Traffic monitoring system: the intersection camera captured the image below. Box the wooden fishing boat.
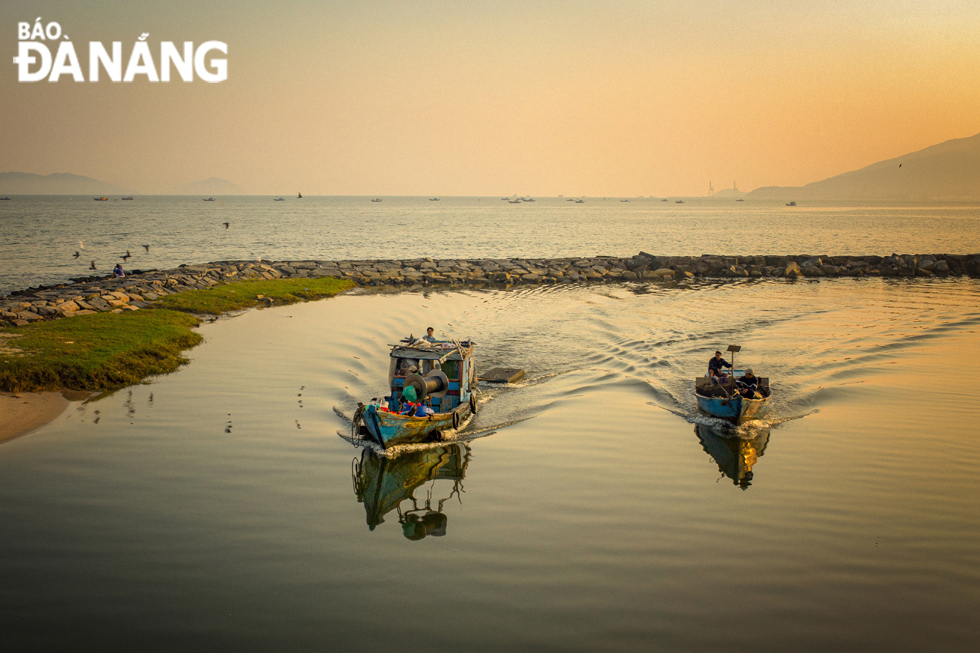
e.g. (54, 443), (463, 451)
(694, 346), (771, 424)
(93, 196), (108, 201)
(352, 337), (477, 449)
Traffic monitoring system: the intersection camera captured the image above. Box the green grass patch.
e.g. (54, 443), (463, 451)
(0, 277), (355, 392)
(0, 309), (202, 392)
(154, 277), (354, 314)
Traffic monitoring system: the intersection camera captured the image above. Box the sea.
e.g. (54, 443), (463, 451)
(1, 196), (979, 651)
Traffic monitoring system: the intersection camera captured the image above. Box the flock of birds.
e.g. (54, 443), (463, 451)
(74, 222), (231, 271)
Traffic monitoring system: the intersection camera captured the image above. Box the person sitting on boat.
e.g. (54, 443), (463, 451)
(424, 327), (437, 343)
(736, 369), (768, 398)
(708, 351), (731, 382)
(400, 385), (421, 415)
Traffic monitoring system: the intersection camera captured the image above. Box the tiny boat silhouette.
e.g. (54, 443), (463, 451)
(93, 197), (108, 201)
(786, 201), (797, 206)
(371, 198), (382, 202)
(274, 196), (285, 201)
(429, 197), (440, 201)
(121, 196), (134, 200)
(675, 200), (685, 203)
(202, 197), (215, 201)
(297, 192), (302, 198)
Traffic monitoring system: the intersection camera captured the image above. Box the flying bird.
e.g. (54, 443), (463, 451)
(73, 251), (80, 259)
(122, 250), (131, 261)
(899, 164), (902, 168)
(142, 244), (150, 252)
(90, 261), (97, 270)
(223, 222), (230, 229)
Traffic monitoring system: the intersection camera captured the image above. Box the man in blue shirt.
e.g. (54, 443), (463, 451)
(708, 350), (732, 380)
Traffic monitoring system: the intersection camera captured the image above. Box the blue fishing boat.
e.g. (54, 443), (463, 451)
(694, 346), (771, 424)
(352, 337), (477, 449)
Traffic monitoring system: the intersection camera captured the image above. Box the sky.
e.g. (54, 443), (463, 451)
(2, 0), (979, 195)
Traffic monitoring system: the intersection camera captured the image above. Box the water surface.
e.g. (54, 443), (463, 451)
(1, 278), (978, 650)
(2, 195), (980, 294)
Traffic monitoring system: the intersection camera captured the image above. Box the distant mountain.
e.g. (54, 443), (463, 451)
(169, 177), (246, 196)
(0, 172), (132, 195)
(711, 188), (746, 199)
(748, 132), (980, 200)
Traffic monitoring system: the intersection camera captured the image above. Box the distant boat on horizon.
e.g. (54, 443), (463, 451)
(94, 197), (108, 201)
(429, 197), (440, 201)
(121, 196), (134, 200)
(298, 192), (303, 198)
(202, 197), (215, 201)
(675, 200), (685, 204)
(0, 197), (11, 200)
(371, 198), (382, 202)
(786, 201), (797, 206)
(274, 196), (285, 201)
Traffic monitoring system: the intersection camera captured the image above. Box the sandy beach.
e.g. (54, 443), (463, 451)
(0, 391), (71, 444)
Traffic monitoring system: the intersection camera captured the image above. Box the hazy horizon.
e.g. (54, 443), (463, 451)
(3, 0), (979, 196)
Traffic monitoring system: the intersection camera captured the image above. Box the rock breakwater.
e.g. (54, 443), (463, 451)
(3, 253), (979, 327)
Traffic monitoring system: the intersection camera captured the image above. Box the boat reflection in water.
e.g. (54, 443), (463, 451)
(352, 443), (471, 540)
(695, 424), (770, 489)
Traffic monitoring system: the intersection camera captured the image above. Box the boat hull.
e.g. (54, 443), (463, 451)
(696, 393), (769, 424)
(360, 404), (471, 449)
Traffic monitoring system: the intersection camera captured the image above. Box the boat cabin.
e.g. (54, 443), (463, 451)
(386, 339), (476, 413)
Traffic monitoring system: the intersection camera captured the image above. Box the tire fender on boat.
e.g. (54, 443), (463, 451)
(469, 394), (478, 415)
(452, 410), (461, 430)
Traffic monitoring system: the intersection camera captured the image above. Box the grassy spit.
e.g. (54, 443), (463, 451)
(0, 277), (353, 392)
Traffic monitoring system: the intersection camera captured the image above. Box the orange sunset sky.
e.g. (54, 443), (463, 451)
(2, 0), (979, 196)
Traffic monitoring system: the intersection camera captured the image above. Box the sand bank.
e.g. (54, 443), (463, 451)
(0, 391), (75, 443)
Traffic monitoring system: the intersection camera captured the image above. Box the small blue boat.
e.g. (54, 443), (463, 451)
(353, 337), (477, 449)
(695, 346), (771, 424)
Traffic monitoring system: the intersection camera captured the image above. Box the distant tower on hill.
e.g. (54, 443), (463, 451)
(708, 181), (714, 196)
(733, 181), (738, 191)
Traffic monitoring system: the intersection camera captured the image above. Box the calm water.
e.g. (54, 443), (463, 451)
(1, 276), (979, 650)
(2, 195), (980, 295)
(1, 197), (980, 649)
